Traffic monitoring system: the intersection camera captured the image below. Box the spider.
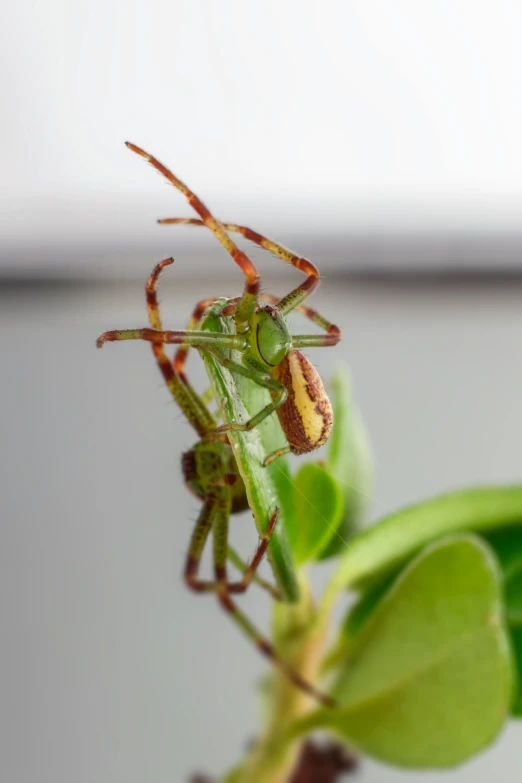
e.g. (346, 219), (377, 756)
(98, 255), (335, 707)
(97, 143), (341, 465)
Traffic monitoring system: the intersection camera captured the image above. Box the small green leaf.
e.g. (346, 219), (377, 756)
(320, 365), (372, 559)
(331, 484), (522, 592)
(296, 536), (513, 768)
(285, 462), (344, 564)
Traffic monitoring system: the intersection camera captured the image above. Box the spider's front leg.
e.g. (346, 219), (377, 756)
(96, 327), (245, 351)
(126, 142), (261, 333)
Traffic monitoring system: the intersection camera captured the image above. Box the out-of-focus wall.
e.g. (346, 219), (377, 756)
(2, 0), (522, 277)
(2, 277), (522, 783)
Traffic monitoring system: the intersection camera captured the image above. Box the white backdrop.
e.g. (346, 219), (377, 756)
(3, 0), (522, 275)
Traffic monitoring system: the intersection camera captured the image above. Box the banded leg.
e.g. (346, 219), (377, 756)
(211, 502), (336, 708)
(96, 327), (245, 351)
(126, 142), (259, 332)
(184, 499), (216, 592)
(173, 296), (219, 382)
(203, 348), (288, 435)
(158, 217), (320, 315)
(144, 258), (215, 436)
(225, 510), (280, 597)
(227, 546), (281, 600)
(185, 502), (279, 596)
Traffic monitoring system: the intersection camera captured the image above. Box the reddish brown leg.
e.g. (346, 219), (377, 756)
(226, 509), (280, 596)
(158, 217), (320, 315)
(126, 143), (260, 331)
(185, 505), (279, 596)
(144, 258), (215, 437)
(227, 546), (281, 601)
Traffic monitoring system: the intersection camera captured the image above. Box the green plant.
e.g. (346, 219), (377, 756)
(97, 145), (521, 782)
(203, 363), (521, 782)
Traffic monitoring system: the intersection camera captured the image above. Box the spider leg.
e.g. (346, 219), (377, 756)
(203, 348), (288, 435)
(172, 295), (234, 387)
(96, 327), (244, 351)
(208, 501), (336, 708)
(184, 498), (218, 592)
(126, 143), (259, 332)
(144, 258), (215, 436)
(186, 497), (280, 596)
(225, 510), (280, 597)
(158, 217), (320, 315)
(173, 297), (219, 382)
(227, 545), (281, 600)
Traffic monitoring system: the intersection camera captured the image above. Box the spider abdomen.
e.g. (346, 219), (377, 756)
(272, 350), (333, 455)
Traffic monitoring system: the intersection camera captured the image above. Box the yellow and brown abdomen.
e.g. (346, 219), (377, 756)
(272, 350), (333, 455)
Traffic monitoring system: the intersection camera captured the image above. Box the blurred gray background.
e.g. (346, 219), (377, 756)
(2, 1), (522, 781)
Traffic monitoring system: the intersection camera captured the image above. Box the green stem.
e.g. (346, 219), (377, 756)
(219, 576), (330, 783)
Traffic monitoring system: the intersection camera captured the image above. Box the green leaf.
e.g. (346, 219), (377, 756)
(485, 528), (522, 624)
(284, 462), (344, 565)
(321, 577), (395, 674)
(320, 365), (373, 559)
(201, 305), (299, 601)
(483, 528), (522, 715)
(341, 577), (394, 644)
(296, 535), (513, 768)
(331, 484), (522, 592)
(506, 570), (522, 625)
(509, 627), (522, 716)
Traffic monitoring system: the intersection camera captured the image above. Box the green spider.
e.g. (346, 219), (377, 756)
(97, 143), (341, 464)
(98, 255), (335, 707)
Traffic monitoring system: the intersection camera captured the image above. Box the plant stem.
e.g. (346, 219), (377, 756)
(220, 576), (330, 783)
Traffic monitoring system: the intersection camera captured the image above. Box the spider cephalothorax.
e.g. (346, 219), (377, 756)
(246, 304), (292, 368)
